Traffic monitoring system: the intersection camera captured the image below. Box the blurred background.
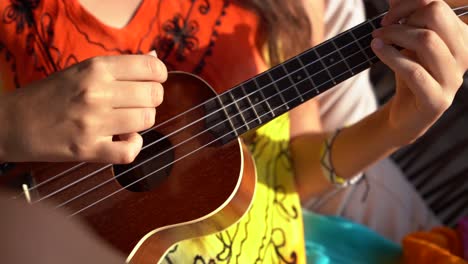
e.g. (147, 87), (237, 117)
(364, 0), (468, 227)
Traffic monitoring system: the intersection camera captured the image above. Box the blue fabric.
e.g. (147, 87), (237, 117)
(303, 210), (403, 264)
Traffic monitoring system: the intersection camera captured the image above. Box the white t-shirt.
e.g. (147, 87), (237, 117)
(304, 0), (441, 242)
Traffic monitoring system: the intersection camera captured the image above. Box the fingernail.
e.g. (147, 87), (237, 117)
(147, 50), (157, 57)
(372, 38), (384, 50)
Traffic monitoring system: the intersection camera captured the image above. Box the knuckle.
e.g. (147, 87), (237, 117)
(143, 108), (156, 128)
(77, 83), (102, 106)
(150, 82), (164, 106)
(453, 74), (464, 89)
(145, 56), (161, 76)
(118, 150), (137, 164)
(407, 66), (426, 84)
(81, 57), (106, 75)
(463, 56), (468, 71)
(425, 2), (447, 27)
(158, 61), (168, 82)
(417, 30), (439, 49)
(144, 56), (168, 82)
(68, 140), (90, 160)
(428, 94), (452, 115)
(437, 95), (452, 112)
(72, 115), (95, 136)
(428, 1), (447, 13)
(418, 0), (432, 7)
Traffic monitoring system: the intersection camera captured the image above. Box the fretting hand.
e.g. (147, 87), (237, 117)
(371, 0), (468, 146)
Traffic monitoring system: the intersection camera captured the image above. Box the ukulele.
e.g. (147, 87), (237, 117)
(1, 3), (467, 263)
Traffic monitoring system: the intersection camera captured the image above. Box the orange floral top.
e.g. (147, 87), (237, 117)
(0, 0), (306, 263)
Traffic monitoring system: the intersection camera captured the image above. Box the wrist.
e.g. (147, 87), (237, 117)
(330, 106), (402, 179)
(380, 103), (419, 148)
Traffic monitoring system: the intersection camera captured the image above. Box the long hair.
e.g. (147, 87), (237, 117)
(241, 1), (312, 66)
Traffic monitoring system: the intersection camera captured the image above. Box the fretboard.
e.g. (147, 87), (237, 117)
(205, 14), (383, 144)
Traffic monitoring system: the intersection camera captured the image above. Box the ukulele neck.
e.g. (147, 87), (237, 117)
(204, 15), (384, 144)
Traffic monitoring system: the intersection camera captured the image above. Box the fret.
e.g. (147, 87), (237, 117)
(353, 20), (374, 38)
(331, 38), (354, 75)
(264, 66), (289, 116)
(316, 42), (340, 68)
(268, 66), (291, 114)
(365, 22), (380, 65)
(305, 60), (333, 91)
(203, 96), (237, 144)
(239, 85), (262, 125)
(297, 56), (320, 98)
(279, 72), (303, 107)
(256, 72), (273, 88)
(284, 57), (308, 84)
(298, 49), (326, 95)
(318, 41), (353, 83)
(228, 90), (250, 130)
(299, 48), (319, 66)
(230, 85), (261, 128)
(266, 71), (289, 111)
(313, 48), (337, 86)
(364, 47), (379, 64)
(334, 32), (367, 71)
(349, 30), (373, 67)
(358, 20), (380, 64)
(282, 58), (304, 102)
(242, 79), (271, 123)
(368, 18), (379, 30)
(225, 89), (257, 134)
(243, 80), (272, 123)
(295, 78), (317, 101)
(215, 95), (238, 136)
(256, 87), (275, 118)
(252, 72), (277, 121)
(358, 34), (373, 52)
(370, 15), (383, 30)
(218, 93), (247, 135)
(334, 32), (359, 55)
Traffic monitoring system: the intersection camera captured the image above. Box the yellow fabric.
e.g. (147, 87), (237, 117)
(162, 114), (307, 263)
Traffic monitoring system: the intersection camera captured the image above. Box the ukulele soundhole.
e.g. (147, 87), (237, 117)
(113, 130), (174, 192)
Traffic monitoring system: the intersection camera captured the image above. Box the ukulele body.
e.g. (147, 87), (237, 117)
(0, 72), (257, 263)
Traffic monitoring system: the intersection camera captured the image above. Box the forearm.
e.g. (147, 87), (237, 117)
(292, 104), (402, 202)
(331, 104), (401, 180)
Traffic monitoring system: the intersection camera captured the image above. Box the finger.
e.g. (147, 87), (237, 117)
(147, 50), (157, 57)
(96, 133), (143, 164)
(101, 55), (168, 82)
(371, 38), (445, 112)
(389, 0), (402, 7)
(373, 25), (458, 88)
(382, 0), (436, 26)
(110, 81), (164, 108)
(405, 1), (466, 64)
(102, 108), (156, 135)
